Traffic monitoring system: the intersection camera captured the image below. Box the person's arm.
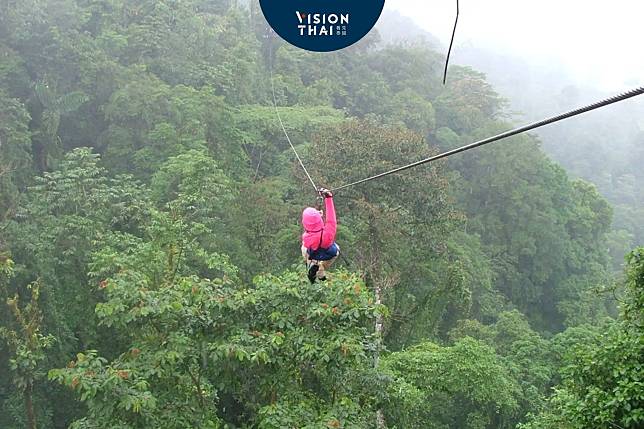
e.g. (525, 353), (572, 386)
(321, 190), (336, 247)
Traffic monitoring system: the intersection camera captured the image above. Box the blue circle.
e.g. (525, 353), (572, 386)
(260, 0), (386, 52)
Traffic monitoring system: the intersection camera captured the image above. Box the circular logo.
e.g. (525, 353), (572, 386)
(260, 0), (386, 52)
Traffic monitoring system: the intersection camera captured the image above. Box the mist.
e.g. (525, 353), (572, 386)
(385, 0), (644, 91)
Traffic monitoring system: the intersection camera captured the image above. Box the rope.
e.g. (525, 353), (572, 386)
(442, 0), (459, 85)
(268, 37), (319, 193)
(331, 86), (644, 192)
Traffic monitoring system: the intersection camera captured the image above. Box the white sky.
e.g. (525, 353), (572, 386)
(385, 0), (644, 90)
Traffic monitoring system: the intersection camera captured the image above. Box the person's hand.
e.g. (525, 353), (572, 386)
(318, 188), (333, 198)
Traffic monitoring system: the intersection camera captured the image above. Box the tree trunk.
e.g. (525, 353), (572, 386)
(376, 410), (386, 428)
(374, 278), (384, 368)
(25, 380), (36, 429)
(374, 277), (386, 429)
(366, 215), (388, 428)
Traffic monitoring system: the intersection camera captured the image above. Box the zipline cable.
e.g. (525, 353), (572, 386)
(331, 85), (644, 192)
(442, 0), (459, 85)
(268, 36), (319, 193)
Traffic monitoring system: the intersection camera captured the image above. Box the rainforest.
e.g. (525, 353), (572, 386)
(0, 1), (642, 428)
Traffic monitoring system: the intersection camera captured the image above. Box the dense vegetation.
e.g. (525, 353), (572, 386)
(454, 38), (644, 271)
(0, 1), (641, 428)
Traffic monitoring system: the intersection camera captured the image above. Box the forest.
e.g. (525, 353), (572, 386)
(0, 1), (642, 428)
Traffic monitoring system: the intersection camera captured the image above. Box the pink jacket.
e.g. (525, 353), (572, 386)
(301, 197), (337, 250)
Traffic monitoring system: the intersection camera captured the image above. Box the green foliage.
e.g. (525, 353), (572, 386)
(530, 91), (644, 271)
(49, 206), (381, 428)
(32, 81), (89, 169)
(450, 123), (613, 330)
(234, 104), (344, 181)
(623, 248), (644, 326)
(102, 77), (240, 178)
(0, 1), (632, 427)
(0, 90), (31, 222)
(387, 88), (437, 138)
(523, 248), (644, 428)
(434, 66), (505, 134)
(382, 337), (520, 428)
(6, 148), (150, 354)
(0, 257), (55, 429)
(449, 311), (562, 425)
(555, 249), (644, 428)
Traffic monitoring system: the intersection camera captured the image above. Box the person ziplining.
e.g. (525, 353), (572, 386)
(301, 188), (339, 283)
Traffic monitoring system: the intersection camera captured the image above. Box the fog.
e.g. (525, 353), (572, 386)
(385, 0), (643, 90)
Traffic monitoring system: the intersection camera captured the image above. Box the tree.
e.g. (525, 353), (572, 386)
(32, 81), (88, 170)
(448, 121), (613, 330)
(0, 1), (636, 427)
(49, 206), (381, 428)
(382, 337), (521, 429)
(522, 248), (644, 429)
(0, 90), (32, 223)
(434, 66), (505, 134)
(307, 119), (464, 348)
(5, 148), (150, 357)
(0, 257), (55, 429)
(449, 311), (561, 425)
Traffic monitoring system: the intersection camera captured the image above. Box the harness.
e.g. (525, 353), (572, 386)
(316, 229), (324, 249)
(305, 229), (325, 252)
(307, 228), (338, 261)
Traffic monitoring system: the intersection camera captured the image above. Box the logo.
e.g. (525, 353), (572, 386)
(260, 0), (385, 52)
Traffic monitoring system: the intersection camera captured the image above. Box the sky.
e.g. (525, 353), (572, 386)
(384, 0), (644, 90)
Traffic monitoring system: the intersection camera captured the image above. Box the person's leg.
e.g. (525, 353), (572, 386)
(320, 257), (336, 271)
(317, 245), (340, 280)
(318, 256), (338, 279)
(303, 246), (320, 283)
(308, 262), (319, 283)
(317, 263), (326, 279)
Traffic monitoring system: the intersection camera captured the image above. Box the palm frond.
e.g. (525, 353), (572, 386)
(33, 81), (55, 108)
(57, 91), (89, 114)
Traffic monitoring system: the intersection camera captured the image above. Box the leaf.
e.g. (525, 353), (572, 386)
(57, 91), (89, 114)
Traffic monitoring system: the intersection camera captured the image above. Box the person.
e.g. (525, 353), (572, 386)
(301, 188), (339, 283)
